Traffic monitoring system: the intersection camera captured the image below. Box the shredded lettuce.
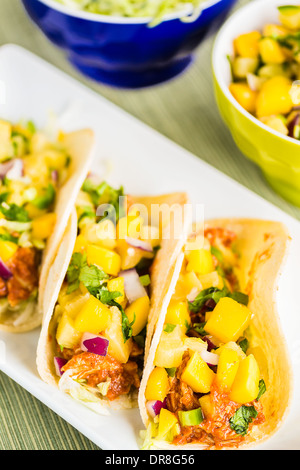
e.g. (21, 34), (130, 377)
(55, 0), (206, 26)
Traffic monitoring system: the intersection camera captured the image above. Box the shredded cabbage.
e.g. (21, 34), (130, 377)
(55, 0), (207, 26)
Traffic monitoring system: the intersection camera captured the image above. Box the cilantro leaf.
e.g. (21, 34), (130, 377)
(164, 323), (176, 333)
(229, 405), (258, 436)
(188, 286), (249, 314)
(32, 184), (56, 210)
(257, 379), (266, 401)
(0, 203), (31, 222)
(0, 233), (18, 243)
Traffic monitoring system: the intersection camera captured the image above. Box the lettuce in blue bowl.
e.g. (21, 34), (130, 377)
(21, 0), (237, 88)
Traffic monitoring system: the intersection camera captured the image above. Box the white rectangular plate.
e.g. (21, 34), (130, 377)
(0, 44), (299, 450)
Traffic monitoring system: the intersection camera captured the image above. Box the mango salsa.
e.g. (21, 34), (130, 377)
(0, 239), (18, 262)
(32, 212), (56, 240)
(229, 8), (300, 139)
(86, 243), (121, 276)
(205, 297), (251, 343)
(186, 248), (214, 275)
(230, 354), (260, 404)
(74, 295), (111, 334)
(145, 367), (169, 402)
(165, 301), (190, 333)
(181, 351), (215, 394)
(216, 347), (240, 391)
(125, 295), (150, 336)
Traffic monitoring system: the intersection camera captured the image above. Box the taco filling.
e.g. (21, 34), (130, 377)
(51, 178), (162, 406)
(142, 226), (267, 449)
(0, 119), (71, 327)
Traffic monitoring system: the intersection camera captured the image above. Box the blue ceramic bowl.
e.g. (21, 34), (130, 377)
(21, 0), (237, 88)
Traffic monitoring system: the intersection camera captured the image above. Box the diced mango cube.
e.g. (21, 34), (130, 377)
(56, 313), (82, 349)
(157, 409), (179, 440)
(198, 271), (223, 290)
(229, 83), (258, 113)
(140, 224), (160, 247)
(32, 212), (56, 240)
(103, 306), (132, 363)
(73, 234), (88, 254)
(258, 38), (286, 64)
(199, 394), (214, 419)
(186, 249), (214, 275)
(229, 354), (260, 404)
(181, 351), (215, 394)
(165, 301), (191, 333)
(216, 347), (240, 391)
(0, 239), (18, 262)
(63, 292), (90, 319)
(86, 243), (121, 276)
(256, 76), (293, 118)
(154, 325), (185, 369)
(125, 295), (150, 336)
(74, 295), (111, 334)
(205, 297), (251, 343)
(107, 276), (126, 307)
(145, 367), (170, 402)
(216, 341), (246, 360)
(233, 31), (262, 58)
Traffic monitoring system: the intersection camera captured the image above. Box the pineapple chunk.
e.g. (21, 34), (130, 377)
(56, 313), (82, 349)
(186, 249), (214, 274)
(165, 300), (191, 333)
(63, 292), (90, 319)
(125, 295), (150, 336)
(86, 243), (121, 276)
(278, 5), (300, 30)
(198, 271), (224, 290)
(205, 297), (251, 343)
(184, 337), (207, 355)
(229, 354), (260, 404)
(216, 341), (246, 360)
(154, 325), (185, 369)
(81, 219), (117, 250)
(116, 239), (144, 270)
(181, 351), (215, 394)
(199, 394), (214, 419)
(182, 271), (202, 296)
(0, 240), (18, 262)
(103, 306), (132, 363)
(216, 347), (240, 391)
(157, 409), (179, 440)
(74, 295), (111, 334)
(145, 367), (170, 402)
(107, 276), (126, 308)
(32, 213), (56, 240)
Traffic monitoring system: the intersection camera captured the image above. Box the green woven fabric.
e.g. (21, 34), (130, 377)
(0, 0), (299, 450)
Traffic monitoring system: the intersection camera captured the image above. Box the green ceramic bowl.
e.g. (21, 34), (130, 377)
(212, 0), (300, 207)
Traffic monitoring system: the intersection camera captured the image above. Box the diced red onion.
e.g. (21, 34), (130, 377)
(54, 356), (67, 377)
(288, 113), (300, 138)
(119, 268), (147, 304)
(125, 236), (153, 253)
(51, 170), (58, 183)
(80, 332), (109, 356)
(200, 349), (219, 366)
(0, 257), (13, 280)
(203, 336), (217, 352)
(146, 399), (167, 418)
(0, 159), (24, 180)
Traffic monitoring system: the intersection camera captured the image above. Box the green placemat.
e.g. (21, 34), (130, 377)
(0, 0), (299, 451)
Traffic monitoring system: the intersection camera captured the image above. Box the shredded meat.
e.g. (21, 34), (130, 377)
(166, 352), (200, 413)
(62, 352), (140, 401)
(6, 247), (40, 306)
(204, 227), (237, 248)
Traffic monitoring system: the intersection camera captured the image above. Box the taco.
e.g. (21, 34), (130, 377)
(0, 119), (94, 332)
(36, 177), (190, 412)
(139, 219), (293, 450)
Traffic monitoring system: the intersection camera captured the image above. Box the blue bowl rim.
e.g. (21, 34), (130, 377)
(33, 0), (225, 24)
